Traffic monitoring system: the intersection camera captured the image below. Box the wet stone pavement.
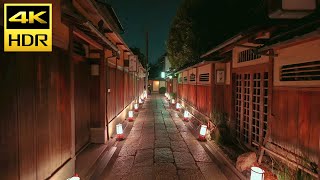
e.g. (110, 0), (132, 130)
(101, 95), (229, 180)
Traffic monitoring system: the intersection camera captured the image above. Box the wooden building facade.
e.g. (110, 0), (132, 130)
(0, 0), (145, 179)
(175, 23), (320, 174)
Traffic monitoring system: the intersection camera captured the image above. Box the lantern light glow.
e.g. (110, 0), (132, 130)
(128, 111), (134, 122)
(161, 72), (165, 78)
(183, 110), (189, 121)
(176, 103), (181, 110)
(171, 99), (175, 104)
(250, 167), (264, 180)
(198, 125), (207, 141)
(134, 103), (139, 112)
(116, 123), (124, 140)
(139, 98), (143, 104)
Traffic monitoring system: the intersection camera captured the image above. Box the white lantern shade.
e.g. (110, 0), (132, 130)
(250, 167), (264, 180)
(200, 125), (207, 136)
(116, 124), (123, 135)
(176, 103), (181, 109)
(184, 111), (189, 118)
(134, 103), (139, 110)
(69, 177), (80, 180)
(168, 95), (171, 100)
(171, 99), (175, 104)
(139, 98), (142, 104)
(128, 111), (133, 118)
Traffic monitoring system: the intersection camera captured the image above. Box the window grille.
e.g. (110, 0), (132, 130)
(73, 40), (86, 57)
(190, 73), (196, 82)
(183, 76), (187, 82)
(238, 49), (261, 63)
(280, 60), (320, 81)
(199, 73), (209, 82)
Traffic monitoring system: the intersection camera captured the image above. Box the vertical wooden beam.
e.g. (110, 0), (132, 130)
(240, 73), (244, 142)
(259, 71), (265, 145)
(68, 26), (75, 158)
(99, 48), (106, 129)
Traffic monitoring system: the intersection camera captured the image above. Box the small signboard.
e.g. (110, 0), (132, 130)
(129, 55), (137, 72)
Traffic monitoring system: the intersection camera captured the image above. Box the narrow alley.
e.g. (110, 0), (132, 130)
(97, 95), (238, 180)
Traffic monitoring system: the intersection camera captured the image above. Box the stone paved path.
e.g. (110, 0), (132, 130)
(101, 95), (230, 180)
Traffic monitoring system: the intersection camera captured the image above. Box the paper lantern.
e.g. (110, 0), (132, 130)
(68, 174), (80, 180)
(134, 103), (139, 112)
(171, 99), (176, 105)
(250, 167), (264, 180)
(176, 103), (181, 111)
(116, 123), (124, 140)
(139, 98), (143, 104)
(128, 110), (134, 122)
(183, 110), (189, 121)
(198, 125), (207, 141)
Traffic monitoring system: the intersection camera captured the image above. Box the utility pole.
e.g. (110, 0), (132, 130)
(145, 31), (149, 94)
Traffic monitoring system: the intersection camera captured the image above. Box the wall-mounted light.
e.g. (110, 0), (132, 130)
(198, 125), (207, 141)
(250, 167), (264, 180)
(134, 103), (139, 112)
(91, 64), (99, 76)
(161, 72), (165, 78)
(128, 111), (134, 122)
(184, 110), (190, 121)
(116, 124), (124, 141)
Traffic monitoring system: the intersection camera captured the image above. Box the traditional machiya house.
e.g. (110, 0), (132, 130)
(197, 20), (320, 177)
(0, 0), (145, 179)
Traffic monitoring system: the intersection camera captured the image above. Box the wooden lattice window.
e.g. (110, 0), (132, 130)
(183, 76), (188, 82)
(233, 71), (269, 149)
(238, 49), (261, 63)
(280, 60), (320, 81)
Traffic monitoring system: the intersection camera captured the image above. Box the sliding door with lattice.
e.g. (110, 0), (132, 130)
(233, 71), (269, 148)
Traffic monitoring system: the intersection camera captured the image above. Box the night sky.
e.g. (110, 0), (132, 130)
(109, 0), (182, 64)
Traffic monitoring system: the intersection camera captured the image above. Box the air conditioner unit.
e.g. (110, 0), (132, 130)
(268, 0), (317, 19)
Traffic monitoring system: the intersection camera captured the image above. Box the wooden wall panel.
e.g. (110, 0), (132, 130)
(271, 88), (320, 159)
(107, 67), (116, 121)
(116, 69), (124, 114)
(196, 85), (212, 116)
(0, 54), (19, 180)
(187, 85), (197, 107)
(74, 61), (90, 152)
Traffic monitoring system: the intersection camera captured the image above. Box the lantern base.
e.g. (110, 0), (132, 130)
(116, 134), (124, 141)
(198, 135), (206, 141)
(128, 118), (134, 122)
(134, 109), (139, 112)
(183, 117), (189, 122)
(176, 108), (180, 111)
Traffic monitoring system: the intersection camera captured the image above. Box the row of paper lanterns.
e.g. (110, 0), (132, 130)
(165, 92), (265, 180)
(113, 91), (265, 180)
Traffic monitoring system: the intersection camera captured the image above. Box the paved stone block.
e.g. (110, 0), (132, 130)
(154, 148), (174, 163)
(178, 169), (205, 180)
(197, 162), (228, 180)
(181, 132), (196, 141)
(168, 133), (184, 141)
(122, 166), (154, 180)
(154, 163), (177, 179)
(155, 139), (171, 148)
(176, 163), (198, 170)
(173, 152), (195, 164)
(134, 149), (154, 167)
(170, 140), (189, 152)
(189, 149), (212, 162)
(110, 156), (134, 177)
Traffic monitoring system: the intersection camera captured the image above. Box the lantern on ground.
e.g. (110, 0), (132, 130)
(139, 98), (143, 104)
(168, 95), (171, 101)
(183, 110), (190, 121)
(250, 167), (264, 180)
(68, 174), (80, 180)
(143, 90), (147, 99)
(171, 99), (176, 105)
(198, 125), (207, 141)
(128, 110), (134, 122)
(176, 103), (181, 111)
(116, 123), (124, 140)
(134, 103), (139, 112)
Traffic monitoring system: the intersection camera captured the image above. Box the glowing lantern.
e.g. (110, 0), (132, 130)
(198, 125), (207, 141)
(171, 99), (176, 105)
(250, 167), (264, 180)
(183, 110), (190, 121)
(143, 90), (147, 99)
(134, 103), (139, 112)
(68, 174), (80, 180)
(176, 103), (181, 111)
(128, 110), (134, 122)
(139, 98), (143, 104)
(116, 123), (124, 140)
(168, 95), (171, 101)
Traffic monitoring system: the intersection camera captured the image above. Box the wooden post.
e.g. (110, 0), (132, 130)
(68, 26), (75, 157)
(99, 48), (106, 141)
